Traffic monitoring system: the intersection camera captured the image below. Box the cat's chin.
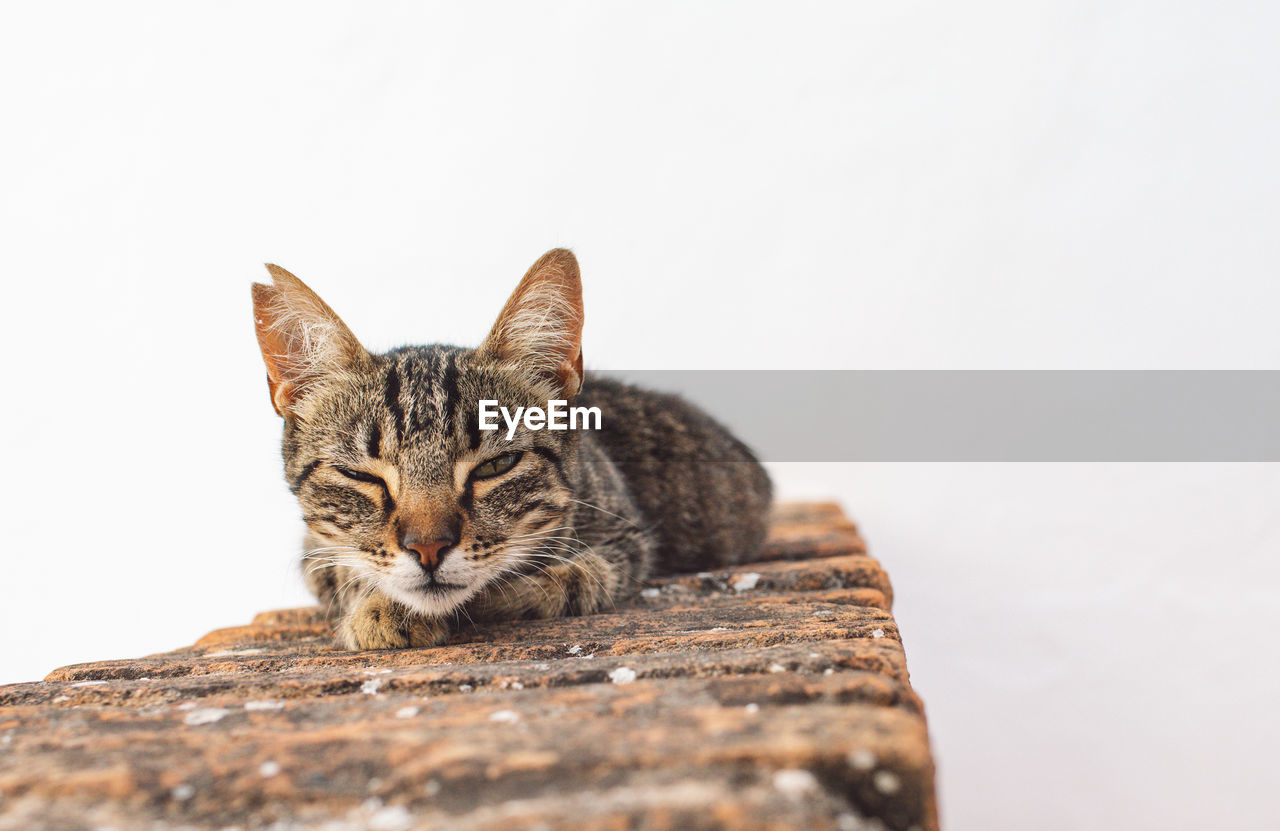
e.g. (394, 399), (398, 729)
(383, 579), (477, 617)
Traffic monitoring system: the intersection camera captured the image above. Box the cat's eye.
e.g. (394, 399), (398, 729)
(334, 466), (385, 486)
(473, 452), (522, 479)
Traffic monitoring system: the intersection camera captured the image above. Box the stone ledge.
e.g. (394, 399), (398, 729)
(0, 502), (937, 831)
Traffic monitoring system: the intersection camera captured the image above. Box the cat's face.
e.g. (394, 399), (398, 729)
(251, 251), (585, 617)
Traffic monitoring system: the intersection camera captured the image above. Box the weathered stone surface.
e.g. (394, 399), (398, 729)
(0, 502), (936, 831)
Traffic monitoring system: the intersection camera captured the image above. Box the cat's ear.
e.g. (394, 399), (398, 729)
(251, 265), (370, 416)
(478, 248), (585, 396)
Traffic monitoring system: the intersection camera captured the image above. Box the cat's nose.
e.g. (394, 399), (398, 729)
(400, 525), (458, 571)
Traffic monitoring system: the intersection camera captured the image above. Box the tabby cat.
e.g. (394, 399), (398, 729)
(251, 249), (771, 650)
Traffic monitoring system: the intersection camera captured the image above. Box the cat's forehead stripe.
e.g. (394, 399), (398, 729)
(441, 352), (460, 434)
(364, 421), (382, 459)
(383, 362), (405, 442)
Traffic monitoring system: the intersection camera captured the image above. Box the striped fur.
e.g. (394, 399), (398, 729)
(252, 249), (771, 650)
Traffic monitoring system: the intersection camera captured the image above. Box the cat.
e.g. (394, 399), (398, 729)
(251, 249), (772, 650)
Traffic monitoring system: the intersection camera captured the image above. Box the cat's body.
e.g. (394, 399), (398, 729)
(253, 250), (770, 650)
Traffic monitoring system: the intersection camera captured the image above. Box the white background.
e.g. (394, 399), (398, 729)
(2, 3), (1277, 829)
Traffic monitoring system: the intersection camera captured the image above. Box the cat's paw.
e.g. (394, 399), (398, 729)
(338, 592), (448, 651)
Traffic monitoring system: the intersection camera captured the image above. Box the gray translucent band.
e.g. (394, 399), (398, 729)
(598, 371), (1280, 462)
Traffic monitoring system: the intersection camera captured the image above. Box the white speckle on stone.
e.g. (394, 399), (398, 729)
(533, 663), (550, 671)
(872, 628), (885, 639)
(824, 667), (836, 676)
(608, 667), (637, 685)
(52, 696), (70, 703)
(70, 680), (108, 687)
(425, 778), (441, 796)
(567, 644), (582, 655)
(137, 677), (150, 681)
(772, 768), (819, 797)
(848, 749), (877, 771)
(368, 804), (413, 830)
(489, 709), (521, 724)
(363, 668), (392, 676)
(768, 663), (787, 674)
(360, 678), (383, 695)
(244, 700), (285, 711)
(813, 609), (837, 620)
(458, 684), (474, 693)
(171, 784), (195, 801)
(732, 572), (761, 592)
(837, 813), (873, 831)
(184, 708), (229, 726)
(808, 652), (822, 659)
(640, 587), (661, 599)
(744, 703), (760, 714)
(203, 648), (264, 657)
(177, 701), (198, 710)
(259, 761), (281, 777)
(874, 770), (901, 794)
(395, 706), (419, 719)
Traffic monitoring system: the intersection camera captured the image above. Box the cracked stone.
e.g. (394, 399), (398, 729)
(0, 502), (936, 831)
